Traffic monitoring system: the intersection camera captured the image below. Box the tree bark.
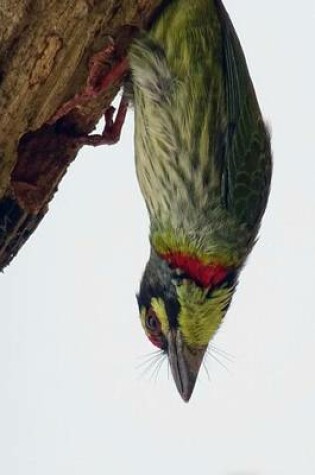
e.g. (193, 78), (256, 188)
(0, 0), (163, 270)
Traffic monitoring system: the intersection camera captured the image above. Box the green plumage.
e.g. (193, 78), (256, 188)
(129, 0), (272, 401)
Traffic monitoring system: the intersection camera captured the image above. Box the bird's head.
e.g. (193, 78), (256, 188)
(137, 248), (237, 402)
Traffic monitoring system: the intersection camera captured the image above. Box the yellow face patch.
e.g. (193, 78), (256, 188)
(176, 280), (234, 347)
(139, 282), (234, 350)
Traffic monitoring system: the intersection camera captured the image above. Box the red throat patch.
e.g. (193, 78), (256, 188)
(160, 252), (231, 288)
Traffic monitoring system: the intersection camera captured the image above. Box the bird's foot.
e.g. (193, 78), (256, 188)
(76, 95), (128, 146)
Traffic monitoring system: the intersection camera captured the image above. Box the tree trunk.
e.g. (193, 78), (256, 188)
(0, 0), (163, 270)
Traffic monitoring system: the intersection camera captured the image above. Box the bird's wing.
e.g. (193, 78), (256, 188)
(216, 0), (272, 229)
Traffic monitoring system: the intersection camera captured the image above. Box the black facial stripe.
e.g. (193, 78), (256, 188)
(205, 270), (238, 299)
(137, 249), (181, 329)
(163, 296), (179, 329)
(137, 281), (180, 329)
(222, 270), (238, 288)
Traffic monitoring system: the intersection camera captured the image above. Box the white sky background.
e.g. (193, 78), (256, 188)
(1, 1), (315, 474)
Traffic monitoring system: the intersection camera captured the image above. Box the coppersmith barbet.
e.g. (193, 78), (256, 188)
(129, 0), (272, 401)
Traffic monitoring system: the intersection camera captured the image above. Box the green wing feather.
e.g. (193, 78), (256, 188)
(215, 0), (272, 229)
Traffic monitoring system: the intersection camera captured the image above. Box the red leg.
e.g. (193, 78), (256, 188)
(49, 43), (129, 124)
(96, 57), (129, 94)
(77, 95), (128, 146)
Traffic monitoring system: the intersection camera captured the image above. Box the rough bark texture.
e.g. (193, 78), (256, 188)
(0, 0), (164, 270)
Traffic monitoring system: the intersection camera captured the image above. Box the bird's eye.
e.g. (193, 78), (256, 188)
(145, 308), (161, 334)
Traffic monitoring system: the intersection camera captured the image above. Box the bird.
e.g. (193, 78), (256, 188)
(128, 0), (272, 402)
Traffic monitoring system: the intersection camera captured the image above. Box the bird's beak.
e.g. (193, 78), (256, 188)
(167, 329), (206, 402)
